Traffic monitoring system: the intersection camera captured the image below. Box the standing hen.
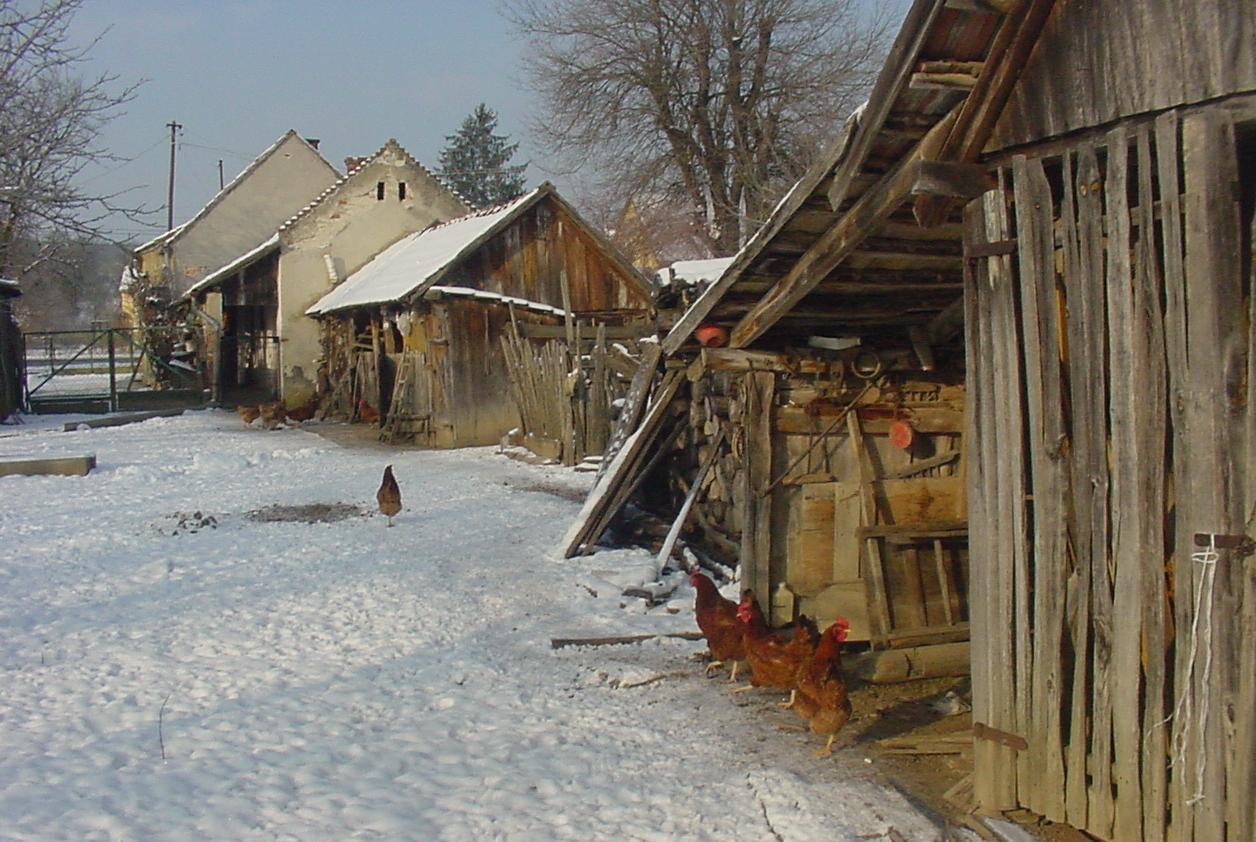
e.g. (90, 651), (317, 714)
(376, 465), (401, 526)
(792, 617), (853, 756)
(736, 590), (819, 705)
(690, 570), (747, 680)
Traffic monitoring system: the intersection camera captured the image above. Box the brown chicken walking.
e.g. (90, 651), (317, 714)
(377, 465), (401, 526)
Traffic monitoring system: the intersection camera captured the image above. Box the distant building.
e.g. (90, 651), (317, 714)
(183, 139), (469, 406)
(125, 130), (339, 320)
(0, 278), (22, 420)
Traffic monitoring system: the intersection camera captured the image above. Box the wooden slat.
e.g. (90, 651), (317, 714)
(934, 540), (956, 625)
(1076, 143), (1115, 840)
(1058, 150), (1091, 831)
(983, 181), (1028, 810)
(1102, 125), (1144, 842)
(1154, 109), (1195, 842)
(848, 410), (893, 644)
(825, 0), (948, 211)
(741, 372), (775, 616)
(731, 109), (960, 348)
(964, 193), (1018, 810)
(1181, 110), (1245, 842)
(1010, 153), (1067, 823)
(1134, 127), (1169, 842)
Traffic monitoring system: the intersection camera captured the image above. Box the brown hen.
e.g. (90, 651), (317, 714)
(690, 570), (746, 680)
(377, 465), (401, 526)
(791, 617), (852, 755)
(736, 590), (818, 705)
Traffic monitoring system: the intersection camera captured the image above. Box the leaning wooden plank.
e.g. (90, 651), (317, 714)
(62, 409), (184, 432)
(1155, 109), (1194, 841)
(1101, 125), (1144, 842)
(594, 342), (662, 485)
(655, 427), (726, 571)
(1134, 128), (1169, 842)
(1181, 110), (1245, 842)
(549, 631), (704, 649)
(561, 371), (682, 557)
(982, 182), (1024, 811)
(1058, 150), (1092, 832)
(740, 372), (774, 611)
(0, 454), (97, 478)
(962, 195), (1001, 813)
(1011, 153), (1067, 823)
(1072, 144), (1116, 839)
(847, 410), (893, 644)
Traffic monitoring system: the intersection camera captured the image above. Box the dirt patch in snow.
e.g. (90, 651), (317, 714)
(246, 503), (366, 523)
(513, 481), (588, 503)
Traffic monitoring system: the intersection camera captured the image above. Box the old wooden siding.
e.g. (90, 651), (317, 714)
(967, 110), (1254, 841)
(990, 0), (1256, 151)
(441, 196), (652, 316)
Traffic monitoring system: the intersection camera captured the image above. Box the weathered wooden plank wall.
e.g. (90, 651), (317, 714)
(990, 0), (1256, 152)
(969, 108), (1253, 841)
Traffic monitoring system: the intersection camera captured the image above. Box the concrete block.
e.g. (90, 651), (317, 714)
(0, 454), (97, 477)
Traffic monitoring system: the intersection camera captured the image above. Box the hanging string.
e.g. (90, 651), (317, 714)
(1158, 534), (1219, 805)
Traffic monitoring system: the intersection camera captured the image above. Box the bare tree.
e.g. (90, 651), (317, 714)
(507, 0), (890, 255)
(0, 0), (143, 280)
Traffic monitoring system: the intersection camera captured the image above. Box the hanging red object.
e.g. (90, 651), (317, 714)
(695, 323), (728, 348)
(889, 419), (915, 450)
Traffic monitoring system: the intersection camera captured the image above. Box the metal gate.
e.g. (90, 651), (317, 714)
(23, 324), (207, 414)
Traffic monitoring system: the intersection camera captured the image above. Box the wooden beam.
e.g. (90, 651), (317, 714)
(911, 161), (998, 199)
(730, 108), (960, 348)
(926, 296), (966, 344)
(914, 0), (1057, 227)
(909, 71), (979, 91)
(944, 0), (1013, 13)
(825, 0), (948, 212)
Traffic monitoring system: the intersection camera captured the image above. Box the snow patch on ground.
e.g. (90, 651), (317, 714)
(0, 410), (942, 839)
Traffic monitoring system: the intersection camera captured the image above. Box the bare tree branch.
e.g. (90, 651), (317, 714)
(506, 0), (890, 254)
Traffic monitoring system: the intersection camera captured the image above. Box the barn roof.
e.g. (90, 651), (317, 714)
(663, 0), (1052, 353)
(182, 235), (281, 299)
(308, 183), (652, 315)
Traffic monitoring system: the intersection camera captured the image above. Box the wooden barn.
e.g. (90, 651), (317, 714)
(569, 1), (1254, 839)
(0, 278), (22, 421)
(306, 183), (655, 449)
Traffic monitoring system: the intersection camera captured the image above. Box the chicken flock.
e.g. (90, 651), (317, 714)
(690, 569), (852, 756)
(235, 395), (320, 430)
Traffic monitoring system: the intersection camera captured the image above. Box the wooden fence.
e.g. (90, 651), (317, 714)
(965, 109), (1253, 841)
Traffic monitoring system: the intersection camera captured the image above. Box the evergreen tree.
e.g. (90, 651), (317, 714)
(438, 104), (527, 208)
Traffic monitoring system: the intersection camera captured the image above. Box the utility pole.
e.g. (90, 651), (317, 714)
(166, 120), (183, 231)
(218, 159), (224, 190)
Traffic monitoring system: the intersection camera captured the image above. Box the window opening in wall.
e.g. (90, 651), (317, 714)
(376, 182), (385, 201)
(399, 182), (407, 200)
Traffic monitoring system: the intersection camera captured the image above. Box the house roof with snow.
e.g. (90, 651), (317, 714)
(308, 183), (653, 316)
(182, 235), (281, 299)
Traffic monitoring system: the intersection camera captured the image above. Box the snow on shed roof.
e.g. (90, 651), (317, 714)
(0, 277), (20, 296)
(658, 257), (734, 288)
(307, 188), (544, 315)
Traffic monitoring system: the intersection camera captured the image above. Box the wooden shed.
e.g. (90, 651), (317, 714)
(571, 1), (1254, 838)
(307, 184), (655, 449)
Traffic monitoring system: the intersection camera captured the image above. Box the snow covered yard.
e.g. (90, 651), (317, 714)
(0, 411), (943, 840)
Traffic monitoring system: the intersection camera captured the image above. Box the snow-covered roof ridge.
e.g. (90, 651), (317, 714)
(279, 138), (467, 233)
(425, 285), (568, 318)
(136, 130), (335, 254)
(306, 187), (547, 315)
(0, 276), (20, 296)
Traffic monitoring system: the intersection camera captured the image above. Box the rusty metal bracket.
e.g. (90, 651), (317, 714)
(1193, 532), (1256, 560)
(973, 721), (1028, 751)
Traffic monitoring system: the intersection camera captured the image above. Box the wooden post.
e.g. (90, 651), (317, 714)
(740, 372), (774, 613)
(107, 329), (118, 412)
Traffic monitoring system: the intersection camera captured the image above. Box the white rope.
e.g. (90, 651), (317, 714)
(1160, 535), (1219, 805)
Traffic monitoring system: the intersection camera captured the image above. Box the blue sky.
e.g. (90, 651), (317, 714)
(69, 0), (911, 244)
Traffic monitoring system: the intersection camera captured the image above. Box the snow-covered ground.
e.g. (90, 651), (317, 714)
(0, 411), (944, 840)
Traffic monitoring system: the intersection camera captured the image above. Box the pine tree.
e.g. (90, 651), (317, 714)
(438, 104), (527, 209)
